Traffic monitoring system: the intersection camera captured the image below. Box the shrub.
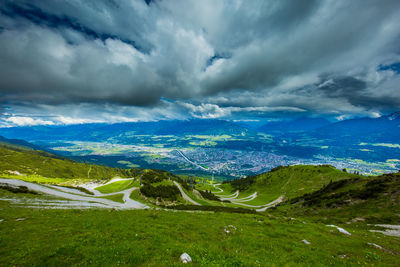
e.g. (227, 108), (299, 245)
(199, 190), (220, 201)
(228, 175), (256, 191)
(140, 171), (166, 185)
(140, 184), (180, 201)
(0, 184), (38, 194)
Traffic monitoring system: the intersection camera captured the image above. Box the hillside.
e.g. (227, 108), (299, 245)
(306, 112), (400, 143)
(0, 143), (132, 181)
(223, 165), (362, 205)
(0, 135), (42, 150)
(276, 172), (400, 224)
(258, 117), (331, 133)
(1, 165), (400, 265)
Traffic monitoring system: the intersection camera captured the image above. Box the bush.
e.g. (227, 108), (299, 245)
(140, 184), (180, 201)
(140, 171), (167, 185)
(199, 190), (220, 201)
(227, 175), (256, 191)
(0, 184), (38, 195)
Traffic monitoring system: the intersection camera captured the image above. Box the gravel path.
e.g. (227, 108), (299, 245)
(173, 181), (201, 206)
(0, 178), (148, 209)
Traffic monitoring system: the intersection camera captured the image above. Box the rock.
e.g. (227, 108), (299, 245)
(368, 242), (383, 249)
(180, 253), (192, 263)
(326, 225), (351, 235)
(15, 218), (26, 221)
(302, 239), (310, 245)
(224, 225), (236, 234)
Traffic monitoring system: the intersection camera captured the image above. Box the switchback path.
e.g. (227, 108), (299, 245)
(0, 178), (148, 209)
(173, 181), (201, 206)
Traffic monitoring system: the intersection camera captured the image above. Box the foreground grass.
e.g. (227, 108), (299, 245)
(0, 200), (398, 266)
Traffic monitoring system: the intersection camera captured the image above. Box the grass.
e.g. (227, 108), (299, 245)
(225, 165), (363, 206)
(0, 144), (132, 180)
(0, 174), (71, 184)
(1, 164), (400, 266)
(95, 179), (139, 194)
(99, 193), (124, 203)
(0, 199), (399, 266)
(274, 173), (400, 225)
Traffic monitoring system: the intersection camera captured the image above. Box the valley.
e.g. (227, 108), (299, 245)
(1, 115), (399, 179)
(1, 151), (399, 265)
(0, 138), (399, 265)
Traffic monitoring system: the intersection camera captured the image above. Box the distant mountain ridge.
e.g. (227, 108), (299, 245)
(307, 111), (400, 143)
(258, 117), (331, 133)
(0, 112), (399, 147)
(0, 135), (41, 150)
(0, 119), (251, 142)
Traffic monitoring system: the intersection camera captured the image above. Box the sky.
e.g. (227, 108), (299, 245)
(0, 0), (400, 126)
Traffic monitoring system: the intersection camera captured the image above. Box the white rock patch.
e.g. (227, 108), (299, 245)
(326, 225), (351, 235)
(180, 253), (192, 263)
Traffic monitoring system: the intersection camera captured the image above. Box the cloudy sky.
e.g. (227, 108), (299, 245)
(0, 0), (399, 126)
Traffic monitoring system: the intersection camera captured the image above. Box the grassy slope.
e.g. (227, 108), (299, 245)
(99, 193), (125, 203)
(95, 180), (140, 194)
(1, 165), (400, 265)
(0, 144), (129, 180)
(274, 172), (400, 224)
(227, 165), (362, 205)
(1, 199), (399, 266)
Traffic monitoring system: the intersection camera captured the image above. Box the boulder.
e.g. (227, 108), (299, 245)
(180, 253), (192, 263)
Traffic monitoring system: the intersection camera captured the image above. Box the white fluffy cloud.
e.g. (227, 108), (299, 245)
(5, 116), (55, 126)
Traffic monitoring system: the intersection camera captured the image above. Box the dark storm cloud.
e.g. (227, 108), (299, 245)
(0, 0), (399, 124)
(0, 2), (144, 51)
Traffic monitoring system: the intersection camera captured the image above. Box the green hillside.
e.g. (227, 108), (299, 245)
(1, 152), (400, 265)
(1, 195), (399, 266)
(275, 172), (400, 224)
(0, 144), (132, 181)
(223, 165), (362, 205)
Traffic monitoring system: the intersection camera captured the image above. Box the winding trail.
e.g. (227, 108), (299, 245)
(173, 181), (201, 206)
(231, 192), (258, 202)
(226, 195), (283, 211)
(218, 190), (239, 200)
(0, 178), (148, 209)
(211, 184), (223, 193)
(255, 196), (284, 212)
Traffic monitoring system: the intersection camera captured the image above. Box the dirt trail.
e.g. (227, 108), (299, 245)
(173, 181), (201, 206)
(0, 178), (148, 209)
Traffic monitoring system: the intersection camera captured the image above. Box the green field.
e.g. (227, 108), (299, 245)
(1, 143), (399, 266)
(95, 179), (140, 194)
(1, 197), (399, 266)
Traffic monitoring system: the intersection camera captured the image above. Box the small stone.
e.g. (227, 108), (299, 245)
(302, 239), (310, 245)
(368, 242), (383, 249)
(180, 253), (192, 263)
(15, 218), (26, 221)
(326, 225), (351, 235)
